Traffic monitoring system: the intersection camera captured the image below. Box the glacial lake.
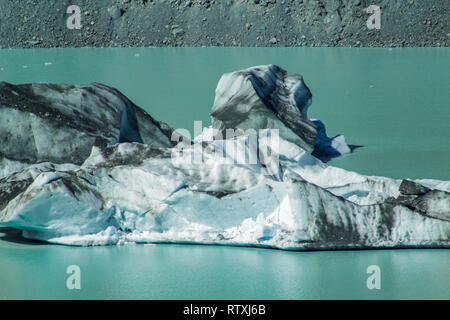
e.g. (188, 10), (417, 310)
(0, 47), (449, 299)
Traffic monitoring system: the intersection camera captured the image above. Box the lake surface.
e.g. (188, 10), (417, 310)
(0, 47), (449, 299)
(0, 228), (449, 300)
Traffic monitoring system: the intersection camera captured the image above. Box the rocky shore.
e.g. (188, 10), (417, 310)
(0, 0), (448, 48)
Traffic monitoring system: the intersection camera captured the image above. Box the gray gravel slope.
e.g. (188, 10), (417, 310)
(0, 0), (448, 48)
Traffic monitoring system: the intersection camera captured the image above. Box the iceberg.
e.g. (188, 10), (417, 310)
(0, 65), (448, 249)
(0, 81), (175, 173)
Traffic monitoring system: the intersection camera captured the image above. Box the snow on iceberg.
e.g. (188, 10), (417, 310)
(0, 65), (449, 250)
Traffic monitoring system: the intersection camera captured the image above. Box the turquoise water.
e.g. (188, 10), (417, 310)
(0, 48), (449, 299)
(0, 229), (449, 300)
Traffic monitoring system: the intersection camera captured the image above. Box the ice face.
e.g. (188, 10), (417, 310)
(0, 81), (175, 170)
(210, 65), (355, 162)
(1, 136), (448, 249)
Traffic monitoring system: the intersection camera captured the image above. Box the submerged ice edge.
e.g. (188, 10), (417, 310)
(17, 228), (450, 250)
